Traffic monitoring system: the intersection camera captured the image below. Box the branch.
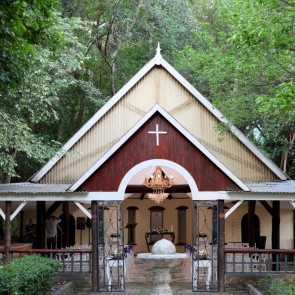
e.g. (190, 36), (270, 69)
(280, 0), (295, 7)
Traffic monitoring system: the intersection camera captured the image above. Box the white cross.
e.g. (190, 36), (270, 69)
(148, 124), (167, 146)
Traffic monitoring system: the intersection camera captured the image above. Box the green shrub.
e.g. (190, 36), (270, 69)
(0, 255), (59, 295)
(259, 274), (295, 295)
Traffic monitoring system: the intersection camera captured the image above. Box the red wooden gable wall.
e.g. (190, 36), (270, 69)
(80, 113), (240, 192)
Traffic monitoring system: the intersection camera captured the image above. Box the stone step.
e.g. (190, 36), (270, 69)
(56, 273), (92, 293)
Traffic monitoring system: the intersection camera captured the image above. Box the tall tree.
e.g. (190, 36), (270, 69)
(0, 0), (60, 182)
(176, 0), (295, 177)
(60, 0), (197, 96)
(0, 2), (103, 181)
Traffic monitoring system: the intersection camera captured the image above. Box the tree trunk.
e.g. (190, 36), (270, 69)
(281, 132), (295, 173)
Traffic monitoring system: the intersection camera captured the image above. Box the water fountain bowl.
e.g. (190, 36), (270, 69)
(137, 239), (188, 294)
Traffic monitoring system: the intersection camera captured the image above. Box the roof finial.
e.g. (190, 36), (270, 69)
(156, 42), (161, 56)
(155, 42), (162, 64)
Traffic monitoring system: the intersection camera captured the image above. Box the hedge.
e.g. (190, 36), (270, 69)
(0, 255), (59, 295)
(259, 274), (295, 295)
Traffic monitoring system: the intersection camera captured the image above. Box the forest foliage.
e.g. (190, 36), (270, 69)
(0, 0), (294, 181)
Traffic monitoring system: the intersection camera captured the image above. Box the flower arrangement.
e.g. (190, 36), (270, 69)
(150, 227), (169, 234)
(194, 249), (209, 260)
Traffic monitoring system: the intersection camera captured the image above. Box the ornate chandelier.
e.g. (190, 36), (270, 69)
(144, 166), (174, 204)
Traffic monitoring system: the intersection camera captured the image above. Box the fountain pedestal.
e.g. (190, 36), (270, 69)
(137, 239), (188, 295)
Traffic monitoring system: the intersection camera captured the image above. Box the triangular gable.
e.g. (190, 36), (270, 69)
(31, 50), (287, 183)
(69, 105), (249, 192)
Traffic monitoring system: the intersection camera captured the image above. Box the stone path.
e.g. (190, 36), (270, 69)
(71, 256), (251, 294)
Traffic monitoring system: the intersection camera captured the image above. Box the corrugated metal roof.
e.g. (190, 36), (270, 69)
(0, 180), (294, 195)
(0, 183), (72, 194)
(246, 180), (295, 193)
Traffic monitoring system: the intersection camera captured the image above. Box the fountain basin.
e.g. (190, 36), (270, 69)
(137, 239), (188, 295)
(137, 253), (188, 268)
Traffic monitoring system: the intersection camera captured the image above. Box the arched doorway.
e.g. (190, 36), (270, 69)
(241, 213), (260, 247)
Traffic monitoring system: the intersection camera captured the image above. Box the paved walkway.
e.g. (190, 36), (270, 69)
(75, 281), (249, 295)
(76, 282), (193, 294)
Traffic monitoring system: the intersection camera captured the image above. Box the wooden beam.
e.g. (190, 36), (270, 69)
(225, 200), (243, 219)
(125, 184), (190, 193)
(259, 200), (273, 216)
(10, 201), (27, 221)
(74, 202), (91, 219)
(45, 201), (63, 220)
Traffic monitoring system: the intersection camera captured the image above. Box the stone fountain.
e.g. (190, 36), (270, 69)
(137, 239), (188, 295)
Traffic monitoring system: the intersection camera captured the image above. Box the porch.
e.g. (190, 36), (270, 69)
(2, 246), (295, 293)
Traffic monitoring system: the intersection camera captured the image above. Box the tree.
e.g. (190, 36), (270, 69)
(60, 0), (197, 96)
(0, 0), (60, 182)
(176, 0), (295, 177)
(227, 0), (295, 176)
(0, 0), (58, 93)
(0, 3), (103, 181)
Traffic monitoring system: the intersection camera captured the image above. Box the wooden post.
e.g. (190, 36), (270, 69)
(5, 201), (11, 264)
(63, 202), (70, 247)
(248, 201), (256, 247)
(19, 211), (24, 239)
(91, 201), (98, 292)
(37, 201), (46, 249)
(272, 201), (280, 270)
(217, 200), (225, 292)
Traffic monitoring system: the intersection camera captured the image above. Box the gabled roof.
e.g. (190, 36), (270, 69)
(68, 104), (250, 192)
(31, 48), (288, 183)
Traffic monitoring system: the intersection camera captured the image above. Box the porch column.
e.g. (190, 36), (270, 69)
(63, 202), (70, 247)
(248, 201), (256, 247)
(217, 200), (225, 292)
(5, 201), (11, 264)
(91, 201), (98, 292)
(36, 201), (46, 248)
(272, 201), (280, 270)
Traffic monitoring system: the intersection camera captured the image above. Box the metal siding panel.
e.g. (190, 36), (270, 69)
(41, 67), (277, 184)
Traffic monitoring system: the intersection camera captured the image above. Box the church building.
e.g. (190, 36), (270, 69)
(0, 45), (294, 293)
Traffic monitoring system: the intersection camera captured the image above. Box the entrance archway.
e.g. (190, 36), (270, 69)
(118, 159), (199, 201)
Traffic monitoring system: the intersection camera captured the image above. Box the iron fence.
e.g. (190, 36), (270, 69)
(225, 248), (295, 275)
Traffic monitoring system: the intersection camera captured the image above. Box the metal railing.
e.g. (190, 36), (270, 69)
(0, 248), (92, 273)
(3, 247), (295, 276)
(225, 248), (295, 275)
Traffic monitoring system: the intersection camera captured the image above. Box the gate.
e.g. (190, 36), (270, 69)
(192, 201), (219, 292)
(96, 201), (125, 292)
